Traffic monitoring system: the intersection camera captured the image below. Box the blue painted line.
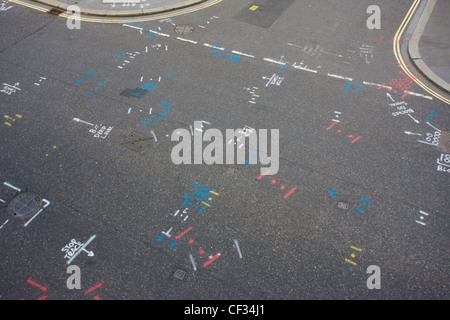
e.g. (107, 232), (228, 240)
(140, 120), (152, 125)
(355, 208), (364, 213)
(157, 234), (163, 242)
(170, 241), (176, 248)
(184, 195), (211, 202)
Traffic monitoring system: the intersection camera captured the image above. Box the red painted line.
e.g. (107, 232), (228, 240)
(175, 226), (192, 240)
(256, 169), (271, 180)
(377, 83), (385, 89)
(326, 122), (337, 131)
(37, 295), (48, 300)
(84, 282), (103, 295)
(283, 187), (297, 199)
(27, 279), (47, 291)
(203, 253), (220, 268)
(351, 136), (361, 144)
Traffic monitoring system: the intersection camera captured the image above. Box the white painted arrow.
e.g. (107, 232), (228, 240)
(386, 93), (395, 102)
(408, 114), (420, 123)
(72, 118), (94, 126)
(404, 131), (422, 136)
(82, 248), (94, 257)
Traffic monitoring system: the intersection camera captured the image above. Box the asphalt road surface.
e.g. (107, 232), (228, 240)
(0, 0), (448, 301)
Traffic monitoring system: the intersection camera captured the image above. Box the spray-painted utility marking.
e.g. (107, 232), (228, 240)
(3, 182), (21, 192)
(327, 73), (353, 81)
(233, 239), (242, 259)
(66, 234), (96, 265)
(24, 198), (50, 227)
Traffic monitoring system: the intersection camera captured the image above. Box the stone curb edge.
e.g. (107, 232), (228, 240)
(30, 0), (207, 17)
(408, 0), (450, 95)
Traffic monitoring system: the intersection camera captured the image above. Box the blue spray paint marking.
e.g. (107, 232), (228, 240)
(355, 198), (370, 213)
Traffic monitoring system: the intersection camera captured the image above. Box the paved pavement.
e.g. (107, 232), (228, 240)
(0, 0), (448, 301)
(409, 0), (450, 94)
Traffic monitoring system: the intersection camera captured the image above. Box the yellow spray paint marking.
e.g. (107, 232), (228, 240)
(4, 122), (12, 126)
(344, 258), (357, 266)
(249, 5), (259, 11)
(350, 246), (363, 252)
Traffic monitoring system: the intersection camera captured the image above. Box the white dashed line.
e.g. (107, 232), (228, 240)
(232, 50), (255, 58)
(327, 73), (353, 81)
(176, 37), (197, 44)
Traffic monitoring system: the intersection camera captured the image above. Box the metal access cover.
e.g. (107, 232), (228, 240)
(120, 130), (154, 152)
(7, 192), (42, 219)
(439, 131), (450, 153)
(48, 8), (63, 15)
(174, 25), (194, 35)
(173, 269), (186, 280)
(337, 202), (350, 210)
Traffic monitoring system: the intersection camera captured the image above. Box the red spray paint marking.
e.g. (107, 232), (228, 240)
(175, 227), (192, 240)
(27, 279), (47, 291)
(203, 253), (220, 268)
(37, 295), (48, 300)
(84, 282), (103, 295)
(256, 169), (271, 180)
(283, 187), (297, 199)
(350, 136), (362, 144)
(326, 122), (338, 131)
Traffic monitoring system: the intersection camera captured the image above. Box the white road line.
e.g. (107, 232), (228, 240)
(292, 65), (318, 73)
(263, 58), (287, 66)
(176, 37), (197, 44)
(148, 30), (170, 37)
(122, 24), (143, 30)
(327, 73), (352, 81)
(232, 50), (255, 58)
(203, 43), (225, 50)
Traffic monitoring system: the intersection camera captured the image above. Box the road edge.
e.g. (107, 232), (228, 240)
(29, 0), (208, 17)
(408, 0), (450, 94)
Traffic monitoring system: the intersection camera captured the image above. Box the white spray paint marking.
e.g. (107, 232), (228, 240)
(3, 182), (20, 192)
(189, 254), (197, 271)
(232, 50), (255, 58)
(67, 234), (96, 265)
(233, 239), (242, 259)
(73, 118), (94, 126)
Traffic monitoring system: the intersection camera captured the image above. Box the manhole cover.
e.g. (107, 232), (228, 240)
(438, 131), (450, 153)
(173, 269), (186, 280)
(7, 192), (42, 219)
(120, 130), (154, 152)
(337, 202), (350, 210)
(174, 25), (194, 35)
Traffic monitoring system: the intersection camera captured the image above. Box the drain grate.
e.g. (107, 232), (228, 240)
(48, 8), (63, 15)
(7, 192), (42, 219)
(438, 131), (450, 153)
(173, 269), (186, 280)
(174, 25), (194, 35)
(120, 130), (154, 152)
(337, 201), (350, 210)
